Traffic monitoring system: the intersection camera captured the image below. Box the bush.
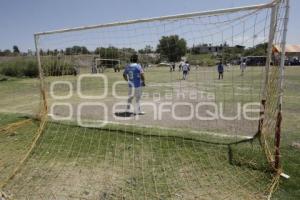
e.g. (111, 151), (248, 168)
(23, 60), (39, 77)
(0, 59), (38, 77)
(0, 64), (20, 77)
(43, 59), (75, 76)
(0, 57), (75, 77)
(0, 75), (9, 81)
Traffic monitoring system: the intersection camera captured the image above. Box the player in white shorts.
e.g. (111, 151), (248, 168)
(123, 54), (146, 115)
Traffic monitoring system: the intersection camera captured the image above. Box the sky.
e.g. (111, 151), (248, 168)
(0, 0), (299, 52)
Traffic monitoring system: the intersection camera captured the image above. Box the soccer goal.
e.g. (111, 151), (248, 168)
(35, 0), (289, 167)
(95, 58), (121, 73)
(0, 0), (290, 199)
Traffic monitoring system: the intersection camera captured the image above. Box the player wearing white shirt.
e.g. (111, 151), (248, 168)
(182, 61), (190, 80)
(123, 54), (146, 115)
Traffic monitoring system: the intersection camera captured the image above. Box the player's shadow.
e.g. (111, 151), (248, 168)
(114, 111), (135, 117)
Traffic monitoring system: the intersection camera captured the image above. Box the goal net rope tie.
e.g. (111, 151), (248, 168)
(0, 119), (32, 135)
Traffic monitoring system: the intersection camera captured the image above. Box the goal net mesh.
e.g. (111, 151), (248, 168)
(0, 0), (289, 199)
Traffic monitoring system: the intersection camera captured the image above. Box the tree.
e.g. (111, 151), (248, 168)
(65, 46), (89, 55)
(13, 45), (20, 54)
(46, 49), (52, 55)
(39, 49), (45, 56)
(53, 49), (59, 56)
(120, 47), (136, 55)
(65, 47), (72, 55)
(157, 35), (187, 62)
(222, 45), (245, 63)
(243, 43), (268, 57)
(138, 45), (154, 54)
(81, 46), (89, 54)
(3, 49), (12, 56)
(95, 46), (120, 58)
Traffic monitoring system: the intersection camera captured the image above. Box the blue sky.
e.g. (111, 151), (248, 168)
(0, 0), (299, 52)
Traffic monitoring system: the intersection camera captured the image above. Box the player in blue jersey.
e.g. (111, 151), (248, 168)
(123, 54), (146, 115)
(217, 62), (224, 80)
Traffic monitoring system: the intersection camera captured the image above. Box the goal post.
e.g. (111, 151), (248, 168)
(274, 0), (290, 171)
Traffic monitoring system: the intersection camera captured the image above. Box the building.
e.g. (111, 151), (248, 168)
(273, 44), (300, 65)
(191, 44), (224, 55)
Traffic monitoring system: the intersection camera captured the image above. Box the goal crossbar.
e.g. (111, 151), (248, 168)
(34, 0), (277, 37)
(95, 58), (121, 67)
(95, 58), (121, 62)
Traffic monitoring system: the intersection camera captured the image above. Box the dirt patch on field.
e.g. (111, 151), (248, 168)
(51, 95), (258, 137)
(5, 162), (127, 199)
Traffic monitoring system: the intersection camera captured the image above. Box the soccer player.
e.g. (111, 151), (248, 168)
(123, 54), (146, 115)
(240, 61), (247, 76)
(182, 61), (190, 80)
(114, 64), (120, 72)
(169, 63), (173, 72)
(179, 60), (185, 71)
(91, 57), (97, 74)
(172, 62), (176, 71)
(217, 62), (224, 80)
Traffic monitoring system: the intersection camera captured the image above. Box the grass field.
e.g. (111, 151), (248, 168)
(0, 65), (299, 199)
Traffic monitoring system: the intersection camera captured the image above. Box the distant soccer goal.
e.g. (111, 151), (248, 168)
(94, 58), (121, 73)
(0, 0), (290, 199)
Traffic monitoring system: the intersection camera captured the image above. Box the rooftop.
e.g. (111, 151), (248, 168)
(274, 44), (300, 53)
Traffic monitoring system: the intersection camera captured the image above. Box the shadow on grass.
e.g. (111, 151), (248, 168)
(114, 111), (135, 117)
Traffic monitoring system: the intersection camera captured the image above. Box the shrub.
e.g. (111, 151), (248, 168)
(23, 60), (39, 77)
(0, 57), (75, 78)
(0, 75), (9, 81)
(0, 64), (21, 77)
(0, 58), (38, 77)
(43, 59), (75, 76)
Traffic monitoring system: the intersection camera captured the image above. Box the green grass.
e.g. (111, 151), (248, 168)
(0, 115), (272, 199)
(0, 66), (299, 199)
(0, 113), (298, 199)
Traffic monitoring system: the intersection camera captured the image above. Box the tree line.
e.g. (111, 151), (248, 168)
(1, 36), (268, 64)
(0, 45), (21, 56)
